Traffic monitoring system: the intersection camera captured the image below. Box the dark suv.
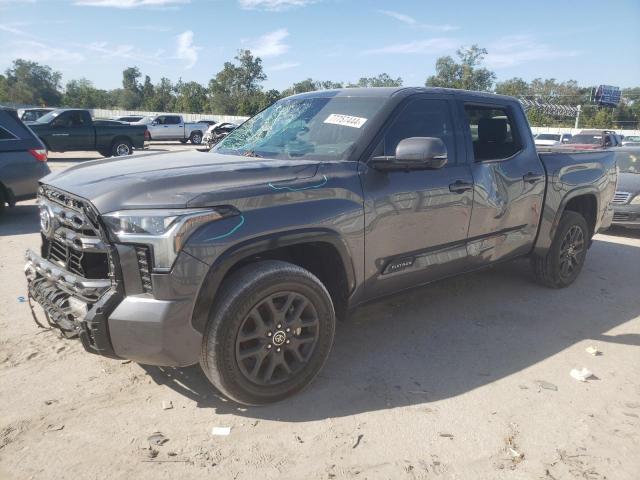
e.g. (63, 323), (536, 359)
(0, 108), (50, 212)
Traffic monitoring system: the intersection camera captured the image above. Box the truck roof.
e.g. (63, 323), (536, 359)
(287, 87), (516, 103)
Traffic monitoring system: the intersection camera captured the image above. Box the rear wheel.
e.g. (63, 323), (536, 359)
(200, 260), (336, 405)
(111, 139), (133, 157)
(531, 211), (589, 288)
(189, 132), (202, 145)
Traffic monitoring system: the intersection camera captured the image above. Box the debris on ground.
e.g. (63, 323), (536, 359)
(585, 346), (601, 356)
(211, 426), (231, 436)
(44, 399), (58, 406)
(535, 380), (558, 391)
(439, 433), (454, 439)
(17, 296), (26, 303)
(352, 434), (364, 449)
(45, 424), (64, 432)
(295, 435), (304, 444)
(120, 360), (132, 365)
(162, 400), (173, 410)
(570, 368), (596, 382)
(145, 448), (159, 459)
(147, 432), (168, 446)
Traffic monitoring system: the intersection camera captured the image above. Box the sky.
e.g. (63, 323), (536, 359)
(1, 0), (639, 92)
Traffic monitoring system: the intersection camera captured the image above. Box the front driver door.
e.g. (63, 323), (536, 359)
(47, 111), (94, 151)
(361, 96), (474, 299)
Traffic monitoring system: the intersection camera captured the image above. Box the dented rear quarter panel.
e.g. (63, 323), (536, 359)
(534, 150), (617, 255)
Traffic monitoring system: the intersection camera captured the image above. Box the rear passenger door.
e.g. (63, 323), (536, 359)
(361, 96), (474, 299)
(459, 101), (545, 265)
(165, 115), (184, 139)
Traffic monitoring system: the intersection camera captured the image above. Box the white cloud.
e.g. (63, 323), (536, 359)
(250, 29), (290, 57)
(74, 0), (189, 8)
(239, 0), (316, 11)
(176, 30), (199, 69)
(269, 61), (300, 71)
(10, 40), (85, 63)
(378, 10), (459, 32)
(84, 41), (164, 64)
(485, 35), (579, 68)
(363, 38), (458, 55)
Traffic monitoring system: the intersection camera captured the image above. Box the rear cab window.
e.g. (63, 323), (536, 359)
(464, 104), (522, 161)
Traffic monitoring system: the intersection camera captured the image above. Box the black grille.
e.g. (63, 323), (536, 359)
(135, 246), (153, 293)
(613, 213), (630, 222)
(40, 187), (110, 280)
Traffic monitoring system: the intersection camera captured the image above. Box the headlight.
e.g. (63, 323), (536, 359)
(631, 195), (640, 205)
(102, 208), (228, 271)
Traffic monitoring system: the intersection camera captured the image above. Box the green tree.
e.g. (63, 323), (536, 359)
(208, 50), (267, 115)
(495, 77), (529, 97)
(353, 73), (403, 88)
(281, 78), (344, 97)
(119, 66), (142, 109)
(62, 78), (111, 108)
(174, 80), (207, 113)
(3, 59), (62, 106)
(426, 45), (495, 92)
(140, 75), (156, 110)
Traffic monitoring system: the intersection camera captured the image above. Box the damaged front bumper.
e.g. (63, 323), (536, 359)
(25, 248), (207, 366)
(25, 249), (121, 357)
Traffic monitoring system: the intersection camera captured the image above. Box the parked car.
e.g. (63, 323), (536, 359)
(136, 114), (208, 144)
(25, 87), (616, 405)
(114, 115), (145, 123)
(203, 122), (237, 149)
(17, 108), (55, 123)
(534, 132), (572, 146)
(26, 109), (146, 157)
(610, 147), (640, 229)
(564, 130), (621, 149)
(621, 135), (640, 146)
(0, 107), (50, 213)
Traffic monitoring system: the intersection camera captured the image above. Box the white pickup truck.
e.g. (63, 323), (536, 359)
(138, 114), (208, 144)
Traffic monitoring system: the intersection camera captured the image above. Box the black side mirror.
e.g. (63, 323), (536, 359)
(370, 137), (448, 171)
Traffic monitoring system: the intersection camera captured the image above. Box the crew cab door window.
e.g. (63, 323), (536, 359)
(464, 106), (521, 161)
(382, 99), (456, 163)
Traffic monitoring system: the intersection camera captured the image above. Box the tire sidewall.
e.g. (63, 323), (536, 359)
(112, 140), (132, 157)
(190, 132), (202, 145)
(549, 212), (589, 287)
(202, 264), (335, 405)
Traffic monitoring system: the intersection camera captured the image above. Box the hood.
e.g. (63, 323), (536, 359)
(617, 172), (640, 194)
(42, 150), (321, 213)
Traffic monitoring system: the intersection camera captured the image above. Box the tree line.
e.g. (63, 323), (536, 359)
(1, 46), (638, 129)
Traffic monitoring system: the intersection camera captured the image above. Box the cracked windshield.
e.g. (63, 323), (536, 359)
(214, 96), (385, 160)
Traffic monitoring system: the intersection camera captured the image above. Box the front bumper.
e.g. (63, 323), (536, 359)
(611, 204), (640, 229)
(25, 248), (208, 366)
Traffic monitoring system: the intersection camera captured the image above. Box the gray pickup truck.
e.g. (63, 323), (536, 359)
(138, 114), (208, 145)
(25, 88), (616, 405)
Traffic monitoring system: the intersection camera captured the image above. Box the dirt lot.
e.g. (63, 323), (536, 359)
(0, 152), (639, 479)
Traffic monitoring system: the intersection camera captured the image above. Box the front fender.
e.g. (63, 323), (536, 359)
(188, 228), (356, 333)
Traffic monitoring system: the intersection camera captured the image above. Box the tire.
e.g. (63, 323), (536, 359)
(111, 139), (133, 157)
(179, 139), (188, 144)
(531, 211), (589, 288)
(200, 260), (336, 405)
(189, 131), (203, 145)
(98, 149), (111, 158)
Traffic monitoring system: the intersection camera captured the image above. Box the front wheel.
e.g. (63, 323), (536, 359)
(111, 139), (133, 157)
(531, 211), (589, 288)
(200, 260), (336, 405)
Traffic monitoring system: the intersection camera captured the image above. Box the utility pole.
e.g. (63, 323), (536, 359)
(574, 105), (581, 130)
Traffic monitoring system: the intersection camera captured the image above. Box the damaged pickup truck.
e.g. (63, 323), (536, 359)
(25, 88), (617, 405)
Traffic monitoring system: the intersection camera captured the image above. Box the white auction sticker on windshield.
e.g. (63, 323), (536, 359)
(324, 114), (368, 128)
